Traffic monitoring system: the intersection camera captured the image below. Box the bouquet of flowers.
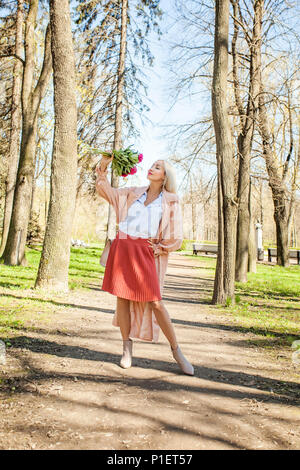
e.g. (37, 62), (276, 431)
(92, 145), (143, 178)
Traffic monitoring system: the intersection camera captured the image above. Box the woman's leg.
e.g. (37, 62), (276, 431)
(116, 296), (133, 368)
(149, 299), (194, 375)
(116, 296), (131, 340)
(149, 300), (178, 350)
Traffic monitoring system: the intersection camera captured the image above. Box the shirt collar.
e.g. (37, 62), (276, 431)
(138, 190), (162, 204)
(132, 185), (178, 205)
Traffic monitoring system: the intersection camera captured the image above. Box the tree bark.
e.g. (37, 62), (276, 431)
(233, 0), (262, 282)
(1, 0), (52, 266)
(258, 98), (291, 266)
(35, 0), (77, 292)
(254, 0), (291, 267)
(213, 163), (225, 303)
(248, 177), (256, 273)
(106, 0), (128, 242)
(289, 118), (300, 246)
(0, 0), (24, 257)
(212, 0), (238, 305)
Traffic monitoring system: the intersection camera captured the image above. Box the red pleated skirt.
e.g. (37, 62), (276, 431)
(101, 230), (162, 302)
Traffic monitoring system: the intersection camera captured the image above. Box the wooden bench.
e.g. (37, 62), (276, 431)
(268, 248), (300, 264)
(193, 243), (218, 255)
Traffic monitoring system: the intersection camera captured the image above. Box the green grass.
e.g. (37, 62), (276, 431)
(230, 265), (300, 346)
(68, 246), (105, 290)
(236, 264), (300, 298)
(0, 244), (106, 336)
(0, 245), (105, 291)
(0, 298), (53, 336)
(184, 252), (300, 349)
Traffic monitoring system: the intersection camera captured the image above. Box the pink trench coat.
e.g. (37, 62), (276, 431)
(95, 172), (183, 342)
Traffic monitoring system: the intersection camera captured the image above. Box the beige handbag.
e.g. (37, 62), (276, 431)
(100, 239), (112, 267)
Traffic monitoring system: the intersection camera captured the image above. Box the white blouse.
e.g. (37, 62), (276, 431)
(118, 190), (163, 238)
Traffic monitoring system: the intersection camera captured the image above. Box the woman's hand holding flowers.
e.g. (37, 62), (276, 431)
(91, 146), (143, 178)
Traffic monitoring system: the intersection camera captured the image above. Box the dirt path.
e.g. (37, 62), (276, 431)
(0, 253), (299, 450)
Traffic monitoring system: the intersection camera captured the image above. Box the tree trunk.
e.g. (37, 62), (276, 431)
(213, 164), (225, 304)
(255, 0), (290, 267)
(35, 0), (77, 292)
(235, 145), (251, 281)
(190, 179), (197, 240)
(287, 115), (300, 247)
(258, 89), (290, 266)
(212, 0), (237, 305)
(106, 0), (128, 243)
(248, 177), (256, 273)
(29, 137), (41, 224)
(44, 159), (48, 227)
(0, 0), (24, 257)
(1, 1), (52, 266)
(233, 0), (262, 282)
(29, 163), (37, 222)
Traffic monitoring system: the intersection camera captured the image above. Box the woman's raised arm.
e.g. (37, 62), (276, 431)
(95, 156), (132, 209)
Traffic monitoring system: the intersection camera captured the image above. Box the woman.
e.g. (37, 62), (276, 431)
(95, 155), (194, 376)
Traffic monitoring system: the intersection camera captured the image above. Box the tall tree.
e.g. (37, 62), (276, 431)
(231, 0), (262, 282)
(1, 0), (52, 266)
(256, 0), (299, 267)
(0, 14), (15, 219)
(106, 0), (128, 241)
(212, 0), (238, 304)
(35, 0), (77, 291)
(258, 84), (290, 266)
(0, 0), (24, 257)
(288, 115), (300, 246)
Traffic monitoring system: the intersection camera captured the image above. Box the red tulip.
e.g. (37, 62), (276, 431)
(129, 166), (137, 175)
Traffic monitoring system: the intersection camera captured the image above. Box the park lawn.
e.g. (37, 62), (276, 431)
(232, 264), (300, 347)
(0, 244), (105, 337)
(0, 244), (105, 290)
(185, 253), (300, 348)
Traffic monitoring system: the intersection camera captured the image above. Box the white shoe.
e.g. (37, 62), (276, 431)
(171, 345), (194, 376)
(120, 339), (133, 369)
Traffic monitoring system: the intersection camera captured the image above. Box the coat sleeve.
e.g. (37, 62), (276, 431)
(157, 198), (184, 254)
(95, 168), (133, 209)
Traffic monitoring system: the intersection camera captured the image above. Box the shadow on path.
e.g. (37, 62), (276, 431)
(5, 335), (300, 404)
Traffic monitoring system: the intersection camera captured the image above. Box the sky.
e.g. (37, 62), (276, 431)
(126, 0), (204, 190)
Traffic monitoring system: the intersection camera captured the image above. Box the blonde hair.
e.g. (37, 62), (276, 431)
(160, 159), (178, 195)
